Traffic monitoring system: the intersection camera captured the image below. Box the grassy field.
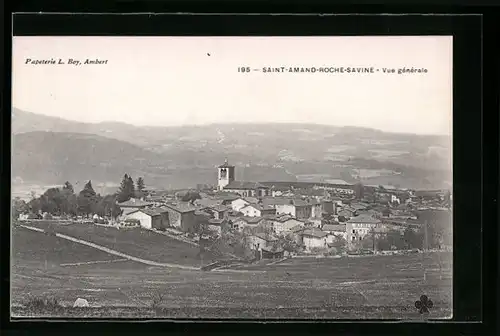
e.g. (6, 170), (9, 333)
(20, 221), (219, 266)
(11, 224), (452, 319)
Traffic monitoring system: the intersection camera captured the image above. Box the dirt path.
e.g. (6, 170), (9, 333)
(19, 225), (200, 270)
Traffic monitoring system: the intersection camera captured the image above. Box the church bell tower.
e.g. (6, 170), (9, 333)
(218, 159), (235, 191)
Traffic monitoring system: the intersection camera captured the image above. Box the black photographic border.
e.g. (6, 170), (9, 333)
(2, 8), (496, 336)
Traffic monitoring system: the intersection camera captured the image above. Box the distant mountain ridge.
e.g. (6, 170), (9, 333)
(12, 108), (452, 191)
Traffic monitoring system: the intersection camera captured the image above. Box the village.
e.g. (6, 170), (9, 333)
(16, 159), (452, 262)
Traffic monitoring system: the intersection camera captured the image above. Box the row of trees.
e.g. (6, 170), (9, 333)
(15, 181), (122, 219)
(13, 174), (148, 220)
(116, 174), (145, 203)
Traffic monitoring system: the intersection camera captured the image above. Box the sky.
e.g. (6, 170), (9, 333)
(12, 36), (452, 135)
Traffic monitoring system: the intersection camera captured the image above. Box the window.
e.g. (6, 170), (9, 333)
(352, 229), (355, 233)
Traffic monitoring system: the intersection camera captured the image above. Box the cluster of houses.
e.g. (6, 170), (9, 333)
(111, 160), (451, 258)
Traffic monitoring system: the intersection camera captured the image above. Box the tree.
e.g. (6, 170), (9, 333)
(28, 197), (42, 214)
(330, 236), (348, 254)
(181, 191), (202, 204)
(128, 175), (135, 198)
(385, 229), (406, 250)
(58, 182), (78, 215)
(39, 188), (64, 215)
(77, 180), (97, 217)
(278, 235), (301, 254)
(12, 197), (29, 220)
(62, 181), (74, 194)
(96, 194), (122, 219)
(116, 174), (135, 203)
(403, 227), (424, 249)
(136, 177), (145, 192)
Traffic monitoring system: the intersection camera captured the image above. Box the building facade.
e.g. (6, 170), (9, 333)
(125, 209), (169, 230)
(346, 215), (381, 244)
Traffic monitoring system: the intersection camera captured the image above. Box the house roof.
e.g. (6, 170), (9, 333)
(208, 218), (225, 225)
(322, 224), (346, 232)
(213, 192), (241, 201)
(290, 224), (306, 233)
(241, 203), (276, 212)
(122, 208), (139, 216)
(243, 196), (259, 204)
(209, 204), (231, 212)
(117, 198), (154, 207)
(235, 216), (264, 224)
(273, 214), (297, 223)
(338, 210), (353, 217)
(194, 210), (212, 217)
(138, 208), (168, 217)
(350, 203), (368, 210)
(146, 196), (165, 201)
(195, 198), (221, 208)
(162, 202), (197, 213)
(224, 181), (269, 190)
(347, 214), (381, 224)
(301, 228), (328, 238)
(252, 232), (278, 242)
(261, 197), (314, 207)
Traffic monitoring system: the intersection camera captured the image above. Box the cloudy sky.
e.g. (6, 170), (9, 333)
(12, 36), (452, 135)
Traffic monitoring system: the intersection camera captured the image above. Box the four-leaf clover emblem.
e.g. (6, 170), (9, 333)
(415, 295), (433, 314)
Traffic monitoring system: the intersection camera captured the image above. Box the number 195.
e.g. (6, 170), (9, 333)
(238, 67), (251, 73)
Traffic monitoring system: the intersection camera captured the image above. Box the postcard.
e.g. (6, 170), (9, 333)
(11, 35), (453, 319)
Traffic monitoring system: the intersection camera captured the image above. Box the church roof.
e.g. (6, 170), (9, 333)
(224, 181), (269, 190)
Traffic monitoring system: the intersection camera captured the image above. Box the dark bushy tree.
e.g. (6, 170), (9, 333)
(136, 177), (145, 192)
(403, 227), (424, 249)
(97, 194), (122, 219)
(77, 180), (97, 217)
(116, 174), (135, 202)
(181, 191), (202, 204)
